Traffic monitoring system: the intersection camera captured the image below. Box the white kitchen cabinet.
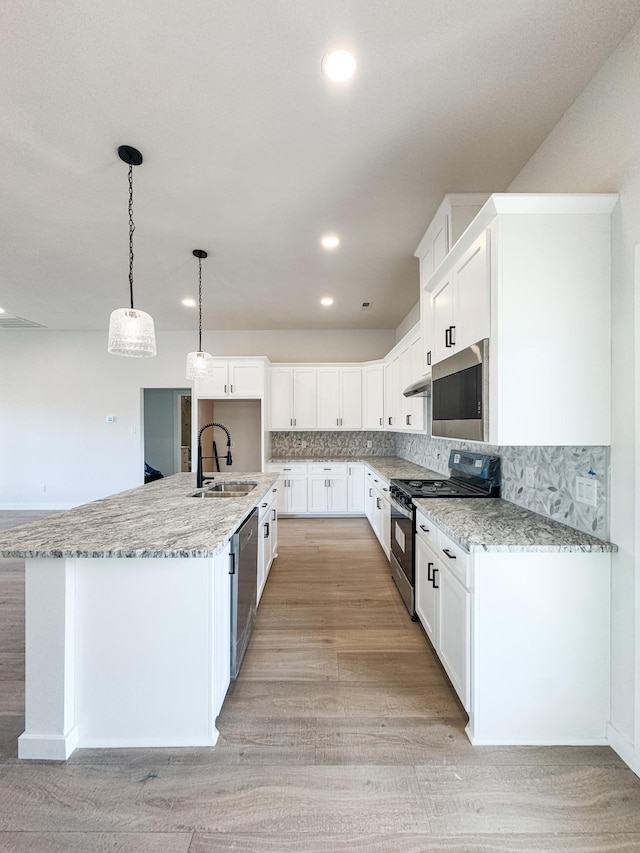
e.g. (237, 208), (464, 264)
(270, 367), (317, 430)
(307, 463), (348, 513)
(423, 193), (617, 445)
(268, 463), (308, 513)
(414, 507), (611, 744)
(257, 486), (278, 604)
(438, 560), (471, 711)
(431, 229), (490, 363)
(212, 546), (231, 718)
(316, 367), (362, 430)
(364, 466), (390, 558)
(362, 363), (384, 430)
(414, 522), (438, 646)
(347, 463), (365, 513)
(383, 353), (400, 430)
(416, 194), (489, 373)
(195, 359), (264, 398)
(383, 326), (425, 433)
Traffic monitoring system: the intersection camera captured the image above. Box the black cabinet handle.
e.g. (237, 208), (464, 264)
(264, 522), (270, 538)
(229, 553), (236, 575)
(369, 488), (373, 497)
(442, 548), (456, 560)
(376, 498), (381, 509)
(445, 327), (451, 348)
(271, 508), (276, 520)
(427, 561), (434, 582)
(420, 524), (429, 533)
(262, 502), (268, 508)
(426, 350), (432, 366)
(432, 566), (439, 589)
(379, 417), (383, 425)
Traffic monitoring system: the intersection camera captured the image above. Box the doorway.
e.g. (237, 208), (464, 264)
(142, 388), (191, 478)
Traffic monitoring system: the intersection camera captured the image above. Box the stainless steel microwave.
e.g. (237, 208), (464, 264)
(431, 339), (489, 442)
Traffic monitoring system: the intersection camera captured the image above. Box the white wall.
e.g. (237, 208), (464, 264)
(0, 328), (392, 508)
(507, 20), (640, 772)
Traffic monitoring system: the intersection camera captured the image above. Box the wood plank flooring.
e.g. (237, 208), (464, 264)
(0, 512), (639, 851)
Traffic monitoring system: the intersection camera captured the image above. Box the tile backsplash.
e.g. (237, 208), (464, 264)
(271, 431), (609, 540)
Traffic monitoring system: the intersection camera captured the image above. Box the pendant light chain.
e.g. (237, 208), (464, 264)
(198, 255), (203, 352)
(128, 163), (136, 310)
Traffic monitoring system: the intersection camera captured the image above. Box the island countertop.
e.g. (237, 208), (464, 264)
(414, 497), (617, 554)
(0, 472), (278, 559)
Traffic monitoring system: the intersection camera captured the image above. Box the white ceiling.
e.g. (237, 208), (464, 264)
(1, 0), (639, 332)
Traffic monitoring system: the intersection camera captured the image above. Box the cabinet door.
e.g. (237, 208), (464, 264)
(327, 476), (348, 512)
(432, 213), (449, 270)
(316, 369), (341, 429)
(384, 355), (400, 429)
(293, 368), (317, 429)
(270, 369), (293, 429)
(274, 475), (287, 514)
(420, 287), (434, 372)
(340, 368), (362, 429)
(347, 464), (365, 513)
(438, 563), (471, 711)
(454, 229), (490, 351)
(432, 274), (455, 364)
(288, 475), (309, 513)
(196, 362), (229, 397)
(257, 515), (268, 604)
(408, 337), (425, 431)
(229, 361), (263, 397)
(415, 535), (438, 644)
(362, 365), (384, 430)
(307, 475), (328, 513)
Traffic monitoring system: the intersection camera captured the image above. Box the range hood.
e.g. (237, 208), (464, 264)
(403, 374), (432, 398)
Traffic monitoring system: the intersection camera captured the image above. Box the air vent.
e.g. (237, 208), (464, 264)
(361, 301), (372, 311)
(0, 316), (47, 329)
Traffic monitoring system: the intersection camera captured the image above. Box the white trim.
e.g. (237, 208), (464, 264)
(608, 721), (638, 776)
(18, 726), (79, 761)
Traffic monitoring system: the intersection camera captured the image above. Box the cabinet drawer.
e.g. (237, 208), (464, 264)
(268, 463), (308, 474)
(258, 489), (278, 521)
(308, 463), (348, 475)
(415, 511), (438, 551)
(436, 528), (471, 588)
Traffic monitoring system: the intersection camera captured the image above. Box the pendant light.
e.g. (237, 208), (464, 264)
(185, 249), (214, 380)
(108, 145), (157, 357)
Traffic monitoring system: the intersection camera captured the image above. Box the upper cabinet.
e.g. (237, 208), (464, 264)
(195, 358), (265, 398)
(422, 193), (618, 446)
(431, 229), (490, 362)
(383, 326), (425, 433)
(270, 366), (317, 429)
(417, 194), (489, 372)
(362, 363), (385, 430)
(316, 367), (362, 430)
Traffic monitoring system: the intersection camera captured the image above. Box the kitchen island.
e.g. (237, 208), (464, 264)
(0, 472), (278, 760)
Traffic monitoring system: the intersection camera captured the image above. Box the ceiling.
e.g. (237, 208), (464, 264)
(1, 1), (639, 333)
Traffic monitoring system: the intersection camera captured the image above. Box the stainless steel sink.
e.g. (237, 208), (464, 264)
(189, 481), (258, 498)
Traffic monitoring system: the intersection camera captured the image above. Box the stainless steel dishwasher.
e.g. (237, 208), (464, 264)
(229, 507), (258, 678)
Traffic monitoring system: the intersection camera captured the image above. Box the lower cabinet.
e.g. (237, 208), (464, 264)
(414, 507), (612, 745)
(266, 462), (365, 516)
(212, 547), (232, 718)
(257, 486), (278, 604)
(364, 465), (391, 558)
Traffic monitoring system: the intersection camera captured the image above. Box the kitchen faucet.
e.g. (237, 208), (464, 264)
(196, 422), (233, 489)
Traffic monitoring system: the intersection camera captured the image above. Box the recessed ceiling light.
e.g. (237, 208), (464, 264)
(0, 307), (5, 314)
(321, 297), (334, 307)
(321, 234), (340, 250)
(182, 297), (197, 308)
(322, 49), (356, 82)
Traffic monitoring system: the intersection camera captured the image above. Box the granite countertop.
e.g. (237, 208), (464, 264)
(268, 455), (441, 482)
(414, 498), (617, 554)
(0, 472), (279, 559)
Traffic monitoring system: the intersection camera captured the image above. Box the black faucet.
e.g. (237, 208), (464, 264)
(196, 422), (233, 489)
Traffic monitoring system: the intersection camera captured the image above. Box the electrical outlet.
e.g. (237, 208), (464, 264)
(576, 476), (598, 507)
(366, 440), (372, 448)
(301, 440), (307, 448)
(525, 466), (535, 488)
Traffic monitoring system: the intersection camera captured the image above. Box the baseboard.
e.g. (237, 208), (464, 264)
(607, 720), (639, 776)
(0, 503), (78, 511)
(18, 726), (79, 761)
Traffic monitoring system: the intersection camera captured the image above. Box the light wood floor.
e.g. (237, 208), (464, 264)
(1, 513), (640, 851)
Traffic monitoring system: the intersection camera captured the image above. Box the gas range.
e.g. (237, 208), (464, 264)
(390, 450), (501, 511)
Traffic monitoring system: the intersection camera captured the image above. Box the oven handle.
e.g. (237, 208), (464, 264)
(390, 497), (413, 520)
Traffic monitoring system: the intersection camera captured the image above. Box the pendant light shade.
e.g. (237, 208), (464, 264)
(108, 145), (157, 358)
(186, 249), (214, 380)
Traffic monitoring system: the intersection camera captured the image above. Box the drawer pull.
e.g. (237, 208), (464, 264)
(442, 548), (456, 560)
(432, 566), (439, 589)
(419, 524), (429, 533)
(427, 561), (434, 582)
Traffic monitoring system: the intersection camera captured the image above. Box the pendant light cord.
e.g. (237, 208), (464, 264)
(198, 256), (203, 352)
(128, 163), (135, 310)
